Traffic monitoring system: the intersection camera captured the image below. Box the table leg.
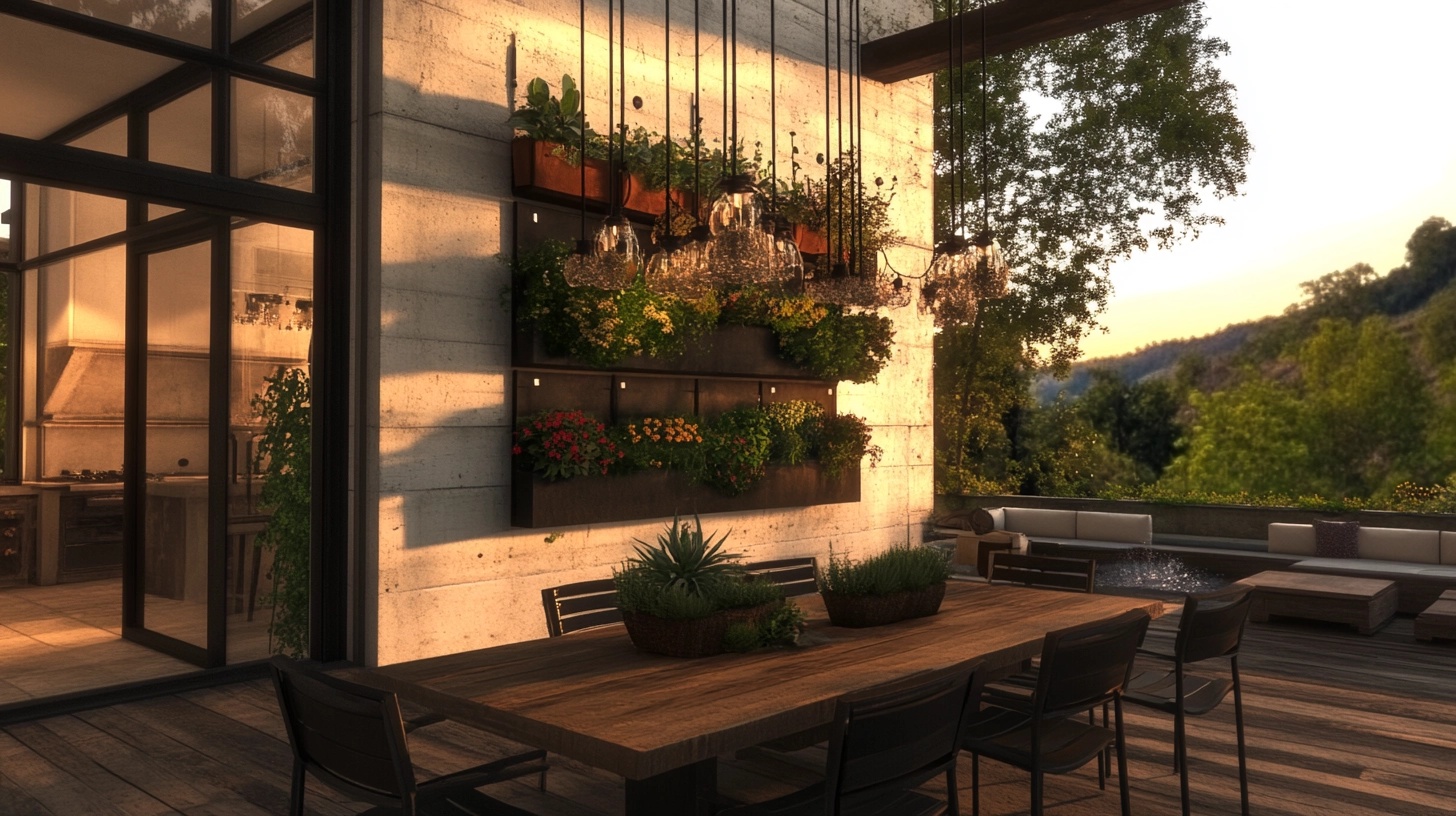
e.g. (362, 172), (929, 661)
(625, 759), (717, 816)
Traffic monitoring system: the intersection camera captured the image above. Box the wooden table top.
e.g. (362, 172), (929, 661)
(1239, 570), (1396, 599)
(353, 582), (1162, 780)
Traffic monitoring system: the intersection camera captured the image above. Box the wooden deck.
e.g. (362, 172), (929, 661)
(4, 610), (1456, 815)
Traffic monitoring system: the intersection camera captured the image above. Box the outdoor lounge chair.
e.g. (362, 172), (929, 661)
(270, 656), (547, 815)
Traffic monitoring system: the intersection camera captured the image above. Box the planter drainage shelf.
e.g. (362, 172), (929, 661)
(511, 465), (860, 528)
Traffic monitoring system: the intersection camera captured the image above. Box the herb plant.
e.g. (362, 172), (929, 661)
(628, 514), (742, 596)
(817, 545), (952, 597)
(506, 75), (592, 146)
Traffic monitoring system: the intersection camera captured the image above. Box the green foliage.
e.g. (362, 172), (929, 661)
(699, 408), (773, 495)
(722, 622), (762, 652)
(1159, 378), (1311, 496)
(1077, 369), (1182, 481)
(613, 570), (719, 620)
(817, 414), (881, 478)
(513, 241), (719, 367)
(775, 151), (901, 274)
(613, 415), (705, 473)
(722, 599), (809, 652)
(763, 400), (825, 465)
(252, 367), (311, 657)
(817, 546), (951, 597)
(513, 409), (624, 481)
(1418, 284), (1456, 365)
(628, 514), (741, 596)
(506, 75), (590, 145)
(777, 307), (894, 384)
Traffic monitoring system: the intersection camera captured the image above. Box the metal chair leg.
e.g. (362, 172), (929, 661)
(1234, 662), (1250, 816)
(1115, 698), (1132, 816)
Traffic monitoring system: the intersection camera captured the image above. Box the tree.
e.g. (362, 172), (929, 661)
(1161, 377), (1312, 496)
(933, 3), (1250, 491)
(1078, 369), (1182, 482)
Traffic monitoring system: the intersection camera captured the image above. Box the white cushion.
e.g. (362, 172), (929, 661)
(1001, 507), (1078, 539)
(1442, 532), (1456, 566)
(980, 507), (1006, 532)
(1357, 526), (1439, 564)
(1076, 512), (1151, 545)
(1268, 523), (1316, 556)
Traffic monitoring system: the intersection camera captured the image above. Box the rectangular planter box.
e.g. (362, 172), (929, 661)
(511, 464), (861, 528)
(621, 175), (698, 222)
(514, 324), (821, 381)
(511, 137), (611, 208)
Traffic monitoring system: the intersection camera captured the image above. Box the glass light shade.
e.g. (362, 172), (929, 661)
(774, 231), (804, 288)
(708, 174), (763, 236)
(970, 232), (1011, 299)
(563, 239), (610, 288)
(645, 237), (714, 300)
(919, 236), (979, 325)
(593, 215), (643, 288)
(707, 227), (771, 287)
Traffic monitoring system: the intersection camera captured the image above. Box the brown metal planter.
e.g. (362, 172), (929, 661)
(620, 175), (698, 221)
(511, 137), (611, 207)
(820, 582), (947, 628)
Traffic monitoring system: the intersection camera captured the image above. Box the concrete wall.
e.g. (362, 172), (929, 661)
(365, 0), (936, 665)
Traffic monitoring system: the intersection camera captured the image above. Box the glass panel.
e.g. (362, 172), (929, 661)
(1, 179), (10, 262)
(142, 239), (211, 649)
(37, 246), (126, 476)
(0, 13), (184, 141)
(23, 184), (126, 262)
(149, 86), (212, 173)
(266, 40), (314, 80)
(67, 117), (127, 157)
(0, 272), (10, 478)
(234, 0), (310, 44)
(29, 0), (212, 46)
(228, 221), (311, 662)
(232, 78), (314, 192)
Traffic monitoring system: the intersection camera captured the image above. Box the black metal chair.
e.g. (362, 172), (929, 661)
(986, 552), (1096, 593)
(541, 577), (622, 637)
(963, 609), (1151, 816)
(720, 661), (984, 816)
(1124, 584), (1254, 816)
(744, 556), (819, 597)
(270, 656), (546, 816)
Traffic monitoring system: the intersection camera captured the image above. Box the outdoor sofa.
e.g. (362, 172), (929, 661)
(1268, 523), (1456, 614)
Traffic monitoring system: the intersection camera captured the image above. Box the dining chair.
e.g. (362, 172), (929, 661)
(982, 551), (1111, 781)
(986, 552), (1096, 593)
(1124, 584), (1253, 816)
(719, 661), (984, 816)
(744, 556), (819, 597)
(963, 609), (1151, 816)
(541, 577), (622, 636)
(270, 656), (547, 816)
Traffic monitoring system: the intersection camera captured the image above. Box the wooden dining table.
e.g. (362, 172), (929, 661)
(353, 580), (1163, 815)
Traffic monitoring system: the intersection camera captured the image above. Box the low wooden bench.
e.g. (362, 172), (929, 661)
(1238, 571), (1397, 635)
(1415, 589), (1456, 642)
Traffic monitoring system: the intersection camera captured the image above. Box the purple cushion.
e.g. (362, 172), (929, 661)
(1313, 520), (1360, 559)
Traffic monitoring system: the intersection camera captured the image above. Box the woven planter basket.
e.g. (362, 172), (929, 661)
(821, 583), (947, 628)
(621, 610), (731, 658)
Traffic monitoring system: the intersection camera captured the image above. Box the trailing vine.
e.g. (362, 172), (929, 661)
(253, 366), (311, 657)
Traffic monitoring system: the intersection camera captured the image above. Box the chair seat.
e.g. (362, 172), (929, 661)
(360, 784), (543, 816)
(965, 707), (1116, 776)
(1125, 669), (1235, 716)
(720, 781), (950, 816)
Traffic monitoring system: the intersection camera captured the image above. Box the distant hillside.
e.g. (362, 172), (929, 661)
(1035, 318), (1267, 402)
(1038, 216), (1456, 402)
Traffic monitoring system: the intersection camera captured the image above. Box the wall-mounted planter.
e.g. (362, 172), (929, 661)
(514, 324), (816, 380)
(511, 137), (611, 208)
(794, 224), (829, 255)
(511, 463), (860, 528)
(621, 175), (698, 221)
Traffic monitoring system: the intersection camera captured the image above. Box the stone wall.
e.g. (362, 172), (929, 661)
(364, 0), (936, 665)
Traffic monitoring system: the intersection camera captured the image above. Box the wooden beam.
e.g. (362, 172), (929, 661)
(862, 0), (1194, 84)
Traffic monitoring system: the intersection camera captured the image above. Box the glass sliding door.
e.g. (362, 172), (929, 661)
(120, 226), (224, 666)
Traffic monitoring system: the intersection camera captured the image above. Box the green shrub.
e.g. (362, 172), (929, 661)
(698, 407), (773, 495)
(816, 413), (881, 478)
(723, 622), (762, 652)
(778, 307), (894, 383)
(817, 545), (952, 597)
(763, 400), (825, 465)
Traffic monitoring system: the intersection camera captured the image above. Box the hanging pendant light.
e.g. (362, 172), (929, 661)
(676, 0), (714, 280)
(563, 0), (607, 287)
(589, 0), (642, 288)
(919, 0), (979, 325)
(968, 0), (1010, 301)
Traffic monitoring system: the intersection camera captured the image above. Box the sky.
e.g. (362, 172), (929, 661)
(1077, 0), (1456, 361)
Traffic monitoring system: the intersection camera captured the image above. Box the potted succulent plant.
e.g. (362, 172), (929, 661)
(816, 545), (952, 628)
(613, 515), (786, 657)
(507, 75), (611, 206)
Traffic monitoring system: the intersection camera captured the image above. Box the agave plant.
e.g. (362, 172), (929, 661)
(629, 514), (742, 596)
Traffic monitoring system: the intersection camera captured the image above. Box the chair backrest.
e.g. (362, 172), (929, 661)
(987, 552), (1096, 593)
(270, 656), (418, 814)
(1033, 609), (1151, 720)
(542, 578), (622, 637)
(1176, 583), (1254, 664)
(823, 661), (984, 813)
(743, 557), (819, 597)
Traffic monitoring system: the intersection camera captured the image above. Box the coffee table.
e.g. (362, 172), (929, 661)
(1238, 571), (1396, 635)
(1415, 589), (1456, 642)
